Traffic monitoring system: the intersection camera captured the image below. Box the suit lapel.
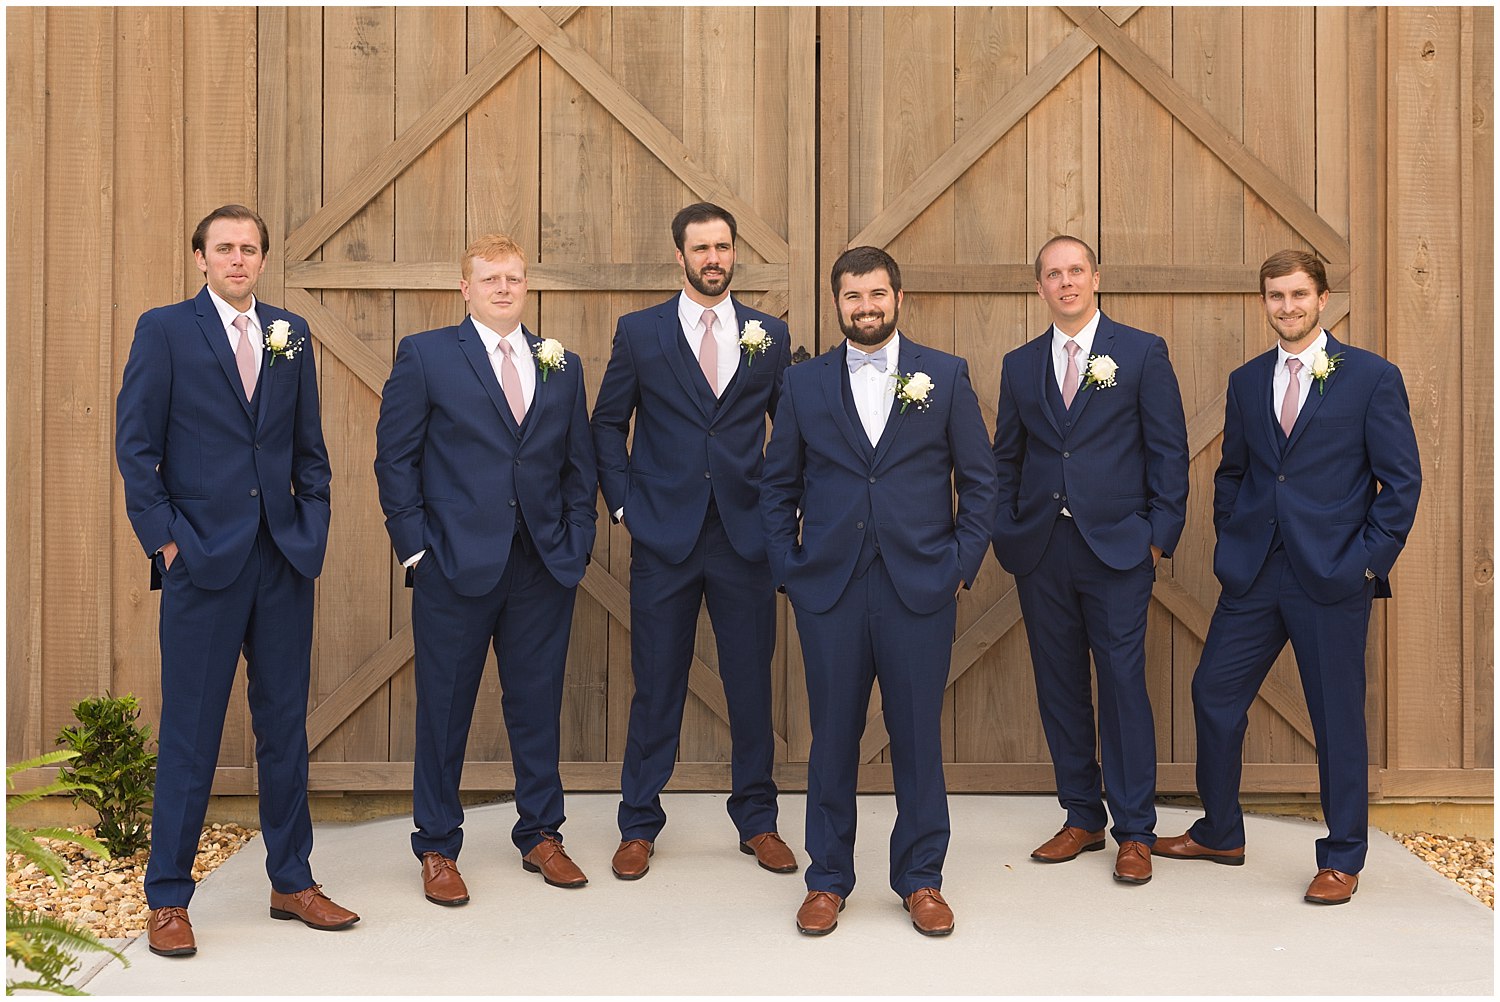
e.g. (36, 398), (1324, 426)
(518, 328), (546, 446)
(1251, 348), (1282, 456)
(1284, 333), (1339, 453)
(252, 305), (280, 430)
(195, 288), (255, 420)
(1031, 330), (1062, 437)
(822, 345), (872, 460)
(1068, 315), (1114, 426)
(657, 299), (714, 420)
(871, 338), (918, 467)
(457, 317), (521, 439)
(712, 298), (751, 421)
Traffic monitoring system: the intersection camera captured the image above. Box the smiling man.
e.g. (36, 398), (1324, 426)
(116, 204), (357, 958)
(1153, 250), (1421, 905)
(991, 235), (1189, 886)
(762, 246), (996, 936)
(591, 203), (795, 881)
(374, 234), (598, 903)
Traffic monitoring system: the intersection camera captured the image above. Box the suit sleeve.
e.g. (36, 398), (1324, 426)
(759, 377), (806, 589)
(115, 311), (177, 556)
(990, 358), (1025, 542)
(1213, 376), (1248, 531)
(373, 336), (431, 562)
(291, 327), (332, 516)
(1361, 363), (1422, 580)
(1138, 336), (1190, 556)
(561, 358), (601, 549)
(949, 359), (999, 586)
(590, 322), (639, 518)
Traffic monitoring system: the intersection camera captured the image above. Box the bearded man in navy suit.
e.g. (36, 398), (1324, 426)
(591, 203), (796, 881)
(117, 205), (359, 958)
(375, 234), (598, 903)
(1153, 251), (1421, 905)
(762, 246), (997, 937)
(991, 235), (1189, 886)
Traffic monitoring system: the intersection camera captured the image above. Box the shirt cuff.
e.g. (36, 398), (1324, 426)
(403, 550), (425, 568)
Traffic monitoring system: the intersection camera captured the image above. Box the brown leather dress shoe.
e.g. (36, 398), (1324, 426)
(1031, 826), (1107, 862)
(904, 887), (955, 936)
(147, 906), (196, 957)
(1304, 868), (1359, 905)
(796, 890), (845, 935)
(522, 836), (588, 888)
(611, 839), (654, 880)
(1113, 841), (1152, 884)
(268, 885), (360, 930)
(1151, 831), (1246, 865)
(421, 852), (469, 906)
(740, 832), (799, 873)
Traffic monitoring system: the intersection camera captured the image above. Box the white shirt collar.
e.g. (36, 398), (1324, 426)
(1051, 309), (1101, 357)
(206, 286), (259, 332)
(472, 317), (526, 354)
(1276, 329), (1329, 368)
(678, 291), (735, 334)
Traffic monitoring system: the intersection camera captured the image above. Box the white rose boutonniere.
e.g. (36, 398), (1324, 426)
(534, 338), (567, 382)
(1308, 347), (1343, 394)
(894, 371), (934, 414)
(264, 318), (305, 366)
(739, 319), (769, 368)
(1082, 353), (1118, 391)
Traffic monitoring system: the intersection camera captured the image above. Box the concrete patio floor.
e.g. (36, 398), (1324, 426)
(79, 793), (1493, 996)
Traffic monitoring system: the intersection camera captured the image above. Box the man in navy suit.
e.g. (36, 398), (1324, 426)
(1153, 251), (1421, 905)
(762, 246), (997, 937)
(592, 203), (796, 880)
(375, 234), (598, 903)
(117, 205), (359, 958)
(991, 236), (1189, 885)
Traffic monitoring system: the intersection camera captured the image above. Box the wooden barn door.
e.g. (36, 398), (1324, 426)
(255, 7), (817, 793)
(817, 6), (1384, 793)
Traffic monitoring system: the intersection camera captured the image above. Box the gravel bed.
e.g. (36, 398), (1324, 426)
(6, 824), (257, 939)
(1391, 831), (1493, 908)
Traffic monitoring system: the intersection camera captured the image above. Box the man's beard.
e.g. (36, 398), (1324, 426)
(686, 261), (733, 298)
(1274, 312), (1321, 347)
(839, 307), (899, 346)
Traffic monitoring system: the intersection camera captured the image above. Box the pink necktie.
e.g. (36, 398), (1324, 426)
(1061, 339), (1081, 408)
(699, 311), (719, 396)
(1280, 358), (1303, 437)
(232, 315), (257, 401)
(496, 339), (526, 425)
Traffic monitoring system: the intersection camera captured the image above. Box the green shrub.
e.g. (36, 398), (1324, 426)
(6, 751), (127, 995)
(55, 694), (157, 858)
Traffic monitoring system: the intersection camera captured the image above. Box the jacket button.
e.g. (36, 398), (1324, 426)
(1052, 492), (1060, 500)
(249, 489), (258, 497)
(1277, 474), (1286, 482)
(856, 522), (865, 530)
(709, 430), (717, 437)
(1063, 451), (1071, 459)
(254, 443), (261, 451)
(703, 471), (711, 479)
(1267, 518), (1276, 525)
(509, 499), (518, 507)
(868, 476), (877, 484)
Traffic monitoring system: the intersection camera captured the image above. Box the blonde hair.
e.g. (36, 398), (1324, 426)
(461, 234), (527, 281)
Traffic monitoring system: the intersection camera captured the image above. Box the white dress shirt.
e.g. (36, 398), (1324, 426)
(206, 287), (263, 371)
(677, 292), (738, 398)
(474, 318), (536, 413)
(1050, 309), (1101, 397)
(1272, 329), (1328, 425)
(847, 332), (901, 447)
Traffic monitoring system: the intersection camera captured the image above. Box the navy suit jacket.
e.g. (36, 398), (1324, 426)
(992, 313), (1189, 575)
(116, 286), (331, 591)
(761, 338), (998, 616)
(1213, 335), (1421, 604)
(373, 318), (597, 597)
(591, 295), (789, 564)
